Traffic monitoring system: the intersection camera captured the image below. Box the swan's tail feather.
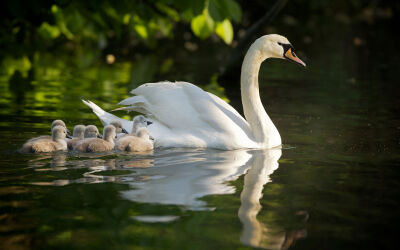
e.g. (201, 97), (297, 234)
(82, 100), (133, 130)
(82, 100), (104, 118)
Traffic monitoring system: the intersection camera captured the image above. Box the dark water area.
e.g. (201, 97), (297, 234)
(1, 2), (400, 250)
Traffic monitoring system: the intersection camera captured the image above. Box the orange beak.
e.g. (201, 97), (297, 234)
(285, 48), (306, 67)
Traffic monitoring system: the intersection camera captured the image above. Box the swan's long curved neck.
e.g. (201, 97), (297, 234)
(241, 43), (281, 147)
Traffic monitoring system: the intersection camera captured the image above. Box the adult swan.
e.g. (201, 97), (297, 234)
(83, 34), (306, 150)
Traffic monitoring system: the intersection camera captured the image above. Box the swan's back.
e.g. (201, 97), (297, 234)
(121, 81), (256, 149)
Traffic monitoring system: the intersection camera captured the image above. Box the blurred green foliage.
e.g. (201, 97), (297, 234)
(1, 0), (241, 55)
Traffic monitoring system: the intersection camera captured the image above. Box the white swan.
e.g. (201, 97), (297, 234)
(83, 34), (305, 149)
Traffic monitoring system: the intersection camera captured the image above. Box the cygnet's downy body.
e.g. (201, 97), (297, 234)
(74, 125), (116, 152)
(67, 125), (86, 150)
(115, 127), (153, 152)
(21, 125), (70, 153)
(27, 120), (70, 143)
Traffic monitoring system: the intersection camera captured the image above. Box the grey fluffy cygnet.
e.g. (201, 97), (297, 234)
(118, 115), (152, 139)
(27, 120), (69, 143)
(110, 121), (128, 134)
(74, 125), (116, 152)
(115, 127), (153, 152)
(67, 125), (86, 150)
(131, 115), (152, 135)
(21, 125), (70, 153)
(84, 125), (101, 138)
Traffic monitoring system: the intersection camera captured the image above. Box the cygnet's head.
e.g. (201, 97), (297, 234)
(103, 125), (116, 140)
(110, 121), (128, 134)
(255, 34), (306, 67)
(52, 119), (66, 128)
(52, 125), (69, 140)
(72, 125), (86, 139)
(51, 120), (70, 134)
(136, 127), (153, 141)
(84, 125), (101, 138)
(133, 115), (152, 128)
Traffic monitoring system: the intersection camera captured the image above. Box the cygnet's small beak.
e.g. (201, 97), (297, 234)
(149, 136), (154, 141)
(66, 134), (72, 139)
(122, 128), (129, 134)
(66, 129), (71, 135)
(97, 134), (103, 138)
(147, 121), (153, 126)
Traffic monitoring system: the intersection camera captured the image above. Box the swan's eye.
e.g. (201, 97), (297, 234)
(277, 42), (283, 46)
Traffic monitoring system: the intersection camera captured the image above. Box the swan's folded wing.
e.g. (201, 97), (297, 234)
(125, 81), (253, 140)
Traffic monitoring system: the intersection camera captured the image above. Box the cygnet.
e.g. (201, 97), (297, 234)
(118, 115), (152, 139)
(115, 127), (153, 152)
(84, 125), (102, 138)
(27, 119), (70, 143)
(110, 121), (128, 134)
(74, 125), (116, 152)
(66, 125), (86, 150)
(21, 125), (70, 153)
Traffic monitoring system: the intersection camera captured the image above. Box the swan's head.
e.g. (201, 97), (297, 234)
(110, 121), (128, 134)
(136, 127), (153, 141)
(257, 34), (306, 67)
(85, 125), (102, 138)
(72, 125), (86, 139)
(103, 125), (117, 140)
(52, 125), (70, 140)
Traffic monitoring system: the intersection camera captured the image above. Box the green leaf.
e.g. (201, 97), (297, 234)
(134, 24), (148, 39)
(155, 3), (180, 22)
(226, 0), (242, 22)
(132, 15), (148, 39)
(38, 22), (61, 39)
(215, 19), (233, 44)
(191, 10), (214, 39)
(208, 0), (226, 22)
(123, 14), (131, 25)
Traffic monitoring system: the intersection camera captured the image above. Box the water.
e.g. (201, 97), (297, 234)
(1, 13), (400, 250)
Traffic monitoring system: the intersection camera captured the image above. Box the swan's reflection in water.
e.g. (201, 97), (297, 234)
(239, 149), (283, 248)
(122, 149), (252, 209)
(27, 148), (306, 249)
(122, 148), (307, 249)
